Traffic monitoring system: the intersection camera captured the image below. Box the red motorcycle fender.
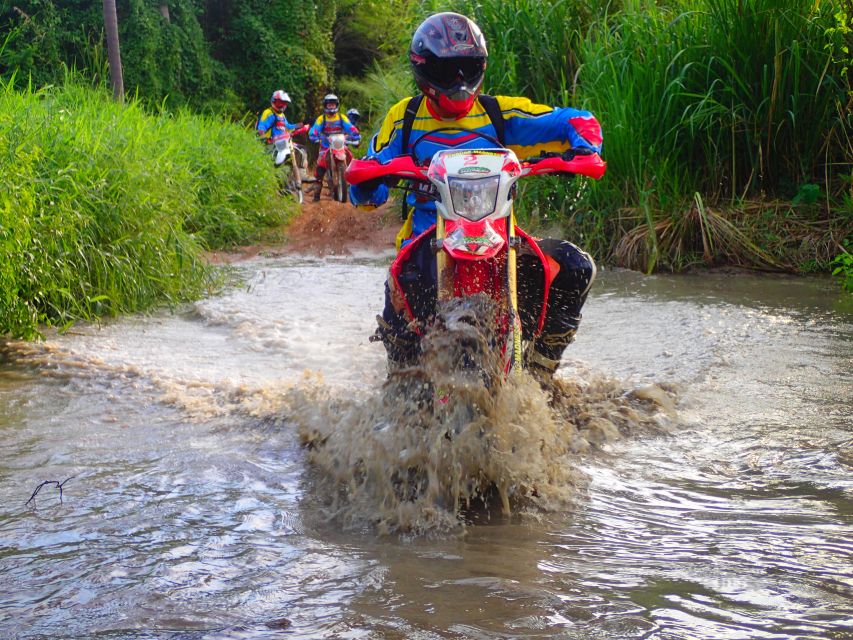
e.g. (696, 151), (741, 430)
(389, 225), (437, 333)
(443, 219), (507, 261)
(515, 228), (559, 335)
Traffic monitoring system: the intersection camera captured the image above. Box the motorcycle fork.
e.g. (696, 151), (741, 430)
(435, 214), (522, 375)
(436, 217), (451, 301)
(290, 147), (300, 179)
(506, 209), (523, 374)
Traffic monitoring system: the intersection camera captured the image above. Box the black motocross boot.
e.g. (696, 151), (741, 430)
(527, 316), (581, 384)
(312, 167), (326, 201)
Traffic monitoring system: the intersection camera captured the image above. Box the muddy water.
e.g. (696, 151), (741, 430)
(1, 255), (851, 639)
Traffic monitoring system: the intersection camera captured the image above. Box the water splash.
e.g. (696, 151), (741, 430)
(290, 298), (677, 534)
(3, 326), (678, 536)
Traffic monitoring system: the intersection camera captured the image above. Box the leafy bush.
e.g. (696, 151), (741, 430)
(831, 240), (853, 292)
(0, 79), (289, 339)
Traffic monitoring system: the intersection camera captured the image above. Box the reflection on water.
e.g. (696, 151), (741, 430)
(1, 258), (851, 639)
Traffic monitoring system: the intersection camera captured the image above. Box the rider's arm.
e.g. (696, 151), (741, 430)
(341, 115), (361, 142)
(283, 116), (300, 131)
(308, 116), (324, 143)
(496, 96), (603, 159)
(349, 98), (410, 207)
(256, 108), (275, 139)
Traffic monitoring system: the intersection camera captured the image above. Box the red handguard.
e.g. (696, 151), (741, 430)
(522, 153), (606, 180)
(345, 156), (429, 185)
(294, 124), (309, 136)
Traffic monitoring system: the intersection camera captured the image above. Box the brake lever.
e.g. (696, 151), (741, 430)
(394, 183), (439, 202)
(525, 152), (563, 164)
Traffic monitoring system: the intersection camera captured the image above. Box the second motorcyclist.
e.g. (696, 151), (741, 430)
(257, 90), (308, 143)
(309, 94), (361, 201)
(349, 12), (605, 383)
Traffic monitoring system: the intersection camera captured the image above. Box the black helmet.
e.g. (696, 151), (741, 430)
(409, 13), (487, 116)
(323, 93), (339, 115)
(346, 108), (361, 125)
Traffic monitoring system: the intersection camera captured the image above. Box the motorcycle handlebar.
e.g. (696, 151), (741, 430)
(346, 150), (605, 185)
(346, 155), (429, 185)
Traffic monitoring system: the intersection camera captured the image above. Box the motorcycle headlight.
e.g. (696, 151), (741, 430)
(448, 176), (500, 221)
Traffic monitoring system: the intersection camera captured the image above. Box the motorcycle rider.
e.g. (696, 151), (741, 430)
(349, 12), (604, 382)
(346, 108), (362, 127)
(257, 90), (307, 143)
(309, 94), (361, 201)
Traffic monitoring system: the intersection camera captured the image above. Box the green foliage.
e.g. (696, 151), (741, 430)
(793, 183), (822, 206)
(0, 0), (337, 116)
(210, 0), (336, 119)
(334, 0), (416, 77)
(831, 239), (853, 292)
(824, 1), (852, 85)
(0, 79), (288, 339)
(441, 0), (852, 271)
(338, 59), (414, 133)
(455, 0), (608, 103)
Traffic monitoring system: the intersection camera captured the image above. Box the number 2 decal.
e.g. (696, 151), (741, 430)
(463, 154), (478, 166)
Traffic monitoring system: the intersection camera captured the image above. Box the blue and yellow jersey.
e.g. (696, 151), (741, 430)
(350, 95), (603, 244)
(257, 108), (298, 140)
(308, 113), (359, 150)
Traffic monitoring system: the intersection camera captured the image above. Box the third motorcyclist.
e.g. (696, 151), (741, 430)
(309, 94), (361, 201)
(349, 12), (605, 382)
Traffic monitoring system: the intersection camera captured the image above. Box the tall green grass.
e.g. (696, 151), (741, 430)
(579, 0), (851, 270)
(458, 0), (609, 104)
(444, 0), (851, 272)
(339, 60), (415, 136)
(0, 78), (290, 339)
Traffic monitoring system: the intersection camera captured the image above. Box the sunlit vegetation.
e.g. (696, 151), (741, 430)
(1, 0), (850, 345)
(431, 0), (852, 274)
(0, 78), (290, 339)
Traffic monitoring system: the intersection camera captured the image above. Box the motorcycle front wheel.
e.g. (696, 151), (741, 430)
(281, 166), (303, 204)
(332, 159), (347, 203)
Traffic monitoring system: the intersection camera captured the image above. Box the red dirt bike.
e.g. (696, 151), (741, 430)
(346, 130), (606, 382)
(348, 131), (605, 516)
(321, 133), (359, 203)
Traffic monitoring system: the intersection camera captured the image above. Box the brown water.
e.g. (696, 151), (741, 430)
(1, 255), (851, 639)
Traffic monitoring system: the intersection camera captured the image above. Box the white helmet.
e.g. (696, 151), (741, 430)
(323, 93), (339, 115)
(271, 90), (291, 108)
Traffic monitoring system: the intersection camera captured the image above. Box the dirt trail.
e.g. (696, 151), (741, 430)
(208, 198), (399, 264)
(284, 199), (398, 255)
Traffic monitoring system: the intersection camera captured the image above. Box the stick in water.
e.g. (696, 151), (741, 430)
(25, 477), (74, 506)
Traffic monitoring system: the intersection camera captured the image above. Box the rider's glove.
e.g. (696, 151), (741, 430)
(350, 180), (390, 207)
(562, 147), (595, 160)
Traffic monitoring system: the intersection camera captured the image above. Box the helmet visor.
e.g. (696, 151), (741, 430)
(421, 56), (486, 90)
